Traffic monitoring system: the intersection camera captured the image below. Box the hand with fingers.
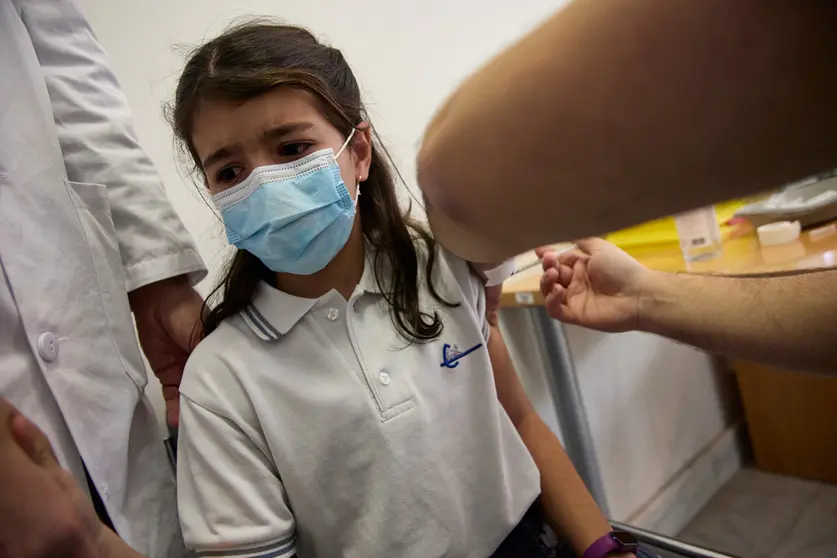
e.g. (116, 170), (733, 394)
(129, 276), (204, 429)
(0, 398), (107, 558)
(536, 238), (654, 333)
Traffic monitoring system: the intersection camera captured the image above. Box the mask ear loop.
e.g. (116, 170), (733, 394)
(354, 178), (362, 209)
(335, 127), (361, 208)
(334, 127), (357, 159)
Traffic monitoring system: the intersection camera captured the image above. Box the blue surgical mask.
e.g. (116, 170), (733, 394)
(212, 129), (359, 275)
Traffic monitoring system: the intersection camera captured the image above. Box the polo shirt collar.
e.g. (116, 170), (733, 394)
(240, 242), (388, 341)
(241, 283), (317, 341)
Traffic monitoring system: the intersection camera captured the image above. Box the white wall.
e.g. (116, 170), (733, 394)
(77, 0), (568, 434)
(80, 0), (741, 529)
(78, 0), (564, 289)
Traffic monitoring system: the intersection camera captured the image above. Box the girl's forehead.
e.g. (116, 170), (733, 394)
(191, 88), (332, 155)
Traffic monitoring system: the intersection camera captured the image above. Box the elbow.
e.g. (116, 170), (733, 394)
(417, 142), (461, 224)
(417, 111), (484, 230)
(417, 146), (508, 261)
(417, 121), (525, 261)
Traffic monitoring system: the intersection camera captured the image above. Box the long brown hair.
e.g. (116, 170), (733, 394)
(169, 21), (457, 341)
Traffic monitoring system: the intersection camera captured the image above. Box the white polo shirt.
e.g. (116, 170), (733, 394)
(177, 244), (540, 558)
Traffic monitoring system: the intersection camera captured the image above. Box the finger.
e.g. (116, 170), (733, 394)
(545, 286), (580, 326)
(540, 250), (558, 271)
(557, 249), (588, 268)
(9, 411), (60, 471)
(162, 385), (179, 402)
(543, 284), (568, 320)
(0, 398), (19, 446)
(540, 268), (559, 298)
(166, 398), (180, 430)
(162, 383), (180, 429)
(558, 263), (575, 287)
(534, 246), (555, 259)
(53, 467), (83, 494)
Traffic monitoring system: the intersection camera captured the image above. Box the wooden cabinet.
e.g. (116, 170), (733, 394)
(734, 360), (837, 484)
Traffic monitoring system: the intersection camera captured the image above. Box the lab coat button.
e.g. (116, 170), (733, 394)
(37, 332), (58, 362)
(327, 308), (339, 321)
(379, 371), (391, 386)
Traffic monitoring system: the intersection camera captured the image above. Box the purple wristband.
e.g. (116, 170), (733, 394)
(582, 531), (639, 558)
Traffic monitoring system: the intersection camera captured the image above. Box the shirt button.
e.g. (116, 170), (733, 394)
(37, 332), (58, 362)
(379, 371), (391, 386)
(326, 308), (339, 321)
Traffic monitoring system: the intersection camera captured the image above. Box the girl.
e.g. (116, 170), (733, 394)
(172, 21), (643, 558)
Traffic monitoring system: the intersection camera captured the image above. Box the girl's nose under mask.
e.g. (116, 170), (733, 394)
(212, 129), (358, 275)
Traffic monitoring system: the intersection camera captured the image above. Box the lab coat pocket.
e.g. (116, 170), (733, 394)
(65, 180), (148, 391)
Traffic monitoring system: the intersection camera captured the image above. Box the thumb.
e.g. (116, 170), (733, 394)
(10, 411), (60, 471)
(574, 237), (609, 255)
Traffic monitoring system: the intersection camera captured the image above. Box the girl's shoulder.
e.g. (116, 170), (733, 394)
(413, 236), (487, 333)
(180, 313), (266, 409)
(428, 239), (484, 306)
(409, 232), (475, 290)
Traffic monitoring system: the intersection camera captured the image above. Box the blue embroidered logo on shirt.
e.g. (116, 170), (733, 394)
(440, 342), (484, 369)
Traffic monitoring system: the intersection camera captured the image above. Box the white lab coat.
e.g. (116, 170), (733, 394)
(0, 1), (205, 556)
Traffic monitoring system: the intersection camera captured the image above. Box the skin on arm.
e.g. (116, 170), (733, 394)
(0, 398), (143, 558)
(539, 238), (837, 374)
(418, 0), (837, 262)
(487, 325), (631, 557)
(637, 269), (837, 373)
(96, 529), (145, 558)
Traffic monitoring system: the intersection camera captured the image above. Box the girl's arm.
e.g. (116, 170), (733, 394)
(177, 393), (297, 558)
(487, 324), (631, 558)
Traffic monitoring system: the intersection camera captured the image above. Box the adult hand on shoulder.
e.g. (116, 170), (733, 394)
(0, 399), (104, 558)
(537, 238), (655, 333)
(129, 276), (204, 429)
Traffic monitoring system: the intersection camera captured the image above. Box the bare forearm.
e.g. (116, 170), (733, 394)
(516, 412), (619, 555)
(488, 326), (615, 555)
(97, 528), (144, 558)
(639, 270), (837, 373)
(419, 0), (837, 261)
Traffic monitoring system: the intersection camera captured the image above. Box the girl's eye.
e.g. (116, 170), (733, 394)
(216, 165), (242, 184)
(279, 142), (312, 158)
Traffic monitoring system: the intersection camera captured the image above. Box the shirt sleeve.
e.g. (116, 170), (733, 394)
(177, 394), (297, 558)
(18, 0), (206, 290)
(438, 247), (490, 341)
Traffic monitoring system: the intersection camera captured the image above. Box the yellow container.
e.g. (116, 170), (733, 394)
(604, 199), (750, 253)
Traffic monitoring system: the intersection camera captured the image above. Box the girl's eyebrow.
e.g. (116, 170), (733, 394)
(202, 145), (237, 170)
(263, 122), (315, 140)
(202, 123), (316, 170)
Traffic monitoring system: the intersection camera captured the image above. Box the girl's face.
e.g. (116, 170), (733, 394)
(192, 87), (372, 197)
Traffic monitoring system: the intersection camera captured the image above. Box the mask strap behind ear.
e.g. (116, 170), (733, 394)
(335, 127), (357, 159)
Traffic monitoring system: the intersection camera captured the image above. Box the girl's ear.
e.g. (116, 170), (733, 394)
(352, 122), (373, 182)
